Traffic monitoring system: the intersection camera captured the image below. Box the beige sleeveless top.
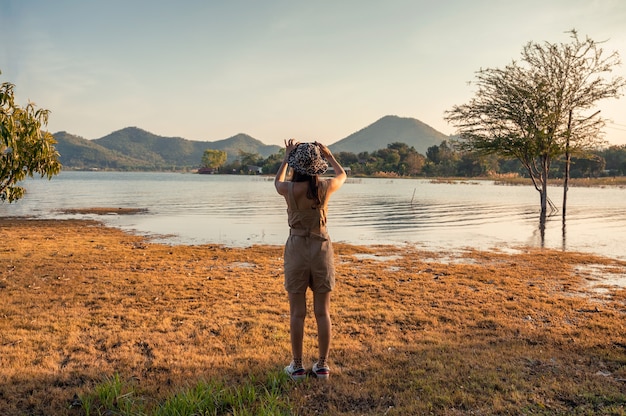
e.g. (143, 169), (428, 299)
(286, 181), (329, 241)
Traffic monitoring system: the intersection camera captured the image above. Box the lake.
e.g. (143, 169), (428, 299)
(2, 171), (625, 261)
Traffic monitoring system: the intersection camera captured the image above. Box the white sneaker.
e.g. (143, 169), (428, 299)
(284, 362), (307, 381)
(312, 362), (330, 379)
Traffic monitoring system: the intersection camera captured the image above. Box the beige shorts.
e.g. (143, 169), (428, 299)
(283, 235), (335, 293)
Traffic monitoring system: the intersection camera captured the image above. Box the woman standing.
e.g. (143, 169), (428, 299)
(274, 139), (347, 380)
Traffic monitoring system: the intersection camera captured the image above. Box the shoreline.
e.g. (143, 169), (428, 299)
(4, 210), (626, 264)
(7, 172), (625, 263)
(2, 217), (625, 307)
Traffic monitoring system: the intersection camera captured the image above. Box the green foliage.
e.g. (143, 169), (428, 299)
(551, 153), (606, 178)
(78, 372), (292, 415)
(598, 144), (626, 175)
(423, 141), (459, 176)
(444, 31), (626, 213)
(201, 149), (227, 170)
(1, 73), (62, 202)
(332, 142), (426, 176)
(303, 141), (620, 179)
(77, 373), (144, 416)
(260, 148), (286, 175)
(237, 150), (262, 171)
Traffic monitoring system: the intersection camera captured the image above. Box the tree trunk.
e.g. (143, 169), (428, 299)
(539, 209), (547, 248)
(527, 162), (547, 247)
(540, 155), (550, 218)
(563, 110), (572, 222)
(540, 187), (547, 218)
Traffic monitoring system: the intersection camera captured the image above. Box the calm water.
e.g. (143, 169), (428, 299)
(2, 171), (625, 260)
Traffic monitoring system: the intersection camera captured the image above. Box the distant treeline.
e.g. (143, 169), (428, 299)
(220, 141), (626, 178)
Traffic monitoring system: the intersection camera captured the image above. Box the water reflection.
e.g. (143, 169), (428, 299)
(1, 172), (624, 260)
(562, 216), (567, 253)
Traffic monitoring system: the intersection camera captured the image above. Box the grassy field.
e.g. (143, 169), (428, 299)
(1, 218), (625, 415)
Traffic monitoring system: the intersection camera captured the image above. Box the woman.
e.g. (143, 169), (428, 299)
(274, 139), (347, 380)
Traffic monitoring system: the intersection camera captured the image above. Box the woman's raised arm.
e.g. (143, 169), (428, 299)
(315, 142), (346, 195)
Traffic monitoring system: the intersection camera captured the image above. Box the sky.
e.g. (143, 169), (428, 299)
(2, 0), (626, 147)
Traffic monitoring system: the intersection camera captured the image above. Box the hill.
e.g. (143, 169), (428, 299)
(53, 116), (450, 170)
(203, 133), (281, 163)
(93, 127), (281, 166)
(53, 131), (149, 170)
(329, 115), (448, 155)
(93, 127), (199, 167)
(54, 128), (281, 170)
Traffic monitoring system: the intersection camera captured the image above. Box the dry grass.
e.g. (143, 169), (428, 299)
(1, 218), (625, 415)
(491, 176), (626, 188)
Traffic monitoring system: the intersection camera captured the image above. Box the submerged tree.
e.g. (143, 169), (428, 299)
(445, 30), (625, 220)
(1, 73), (62, 203)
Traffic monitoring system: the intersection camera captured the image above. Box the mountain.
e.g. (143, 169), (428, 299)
(54, 131), (149, 169)
(204, 133), (280, 163)
(54, 128), (281, 170)
(93, 127), (199, 167)
(329, 115), (448, 155)
(53, 116), (450, 170)
(93, 127), (281, 166)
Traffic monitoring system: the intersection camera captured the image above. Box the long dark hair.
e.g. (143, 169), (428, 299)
(291, 171), (322, 207)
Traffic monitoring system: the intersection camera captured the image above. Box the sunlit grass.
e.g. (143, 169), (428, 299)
(76, 371), (292, 415)
(491, 176), (626, 187)
(1, 219), (625, 415)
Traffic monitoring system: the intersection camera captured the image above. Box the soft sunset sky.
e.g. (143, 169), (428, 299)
(2, 0), (626, 146)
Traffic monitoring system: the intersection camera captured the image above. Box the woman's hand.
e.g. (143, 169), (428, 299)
(315, 141), (346, 193)
(276, 139), (299, 192)
(315, 141), (332, 159)
(284, 139), (299, 157)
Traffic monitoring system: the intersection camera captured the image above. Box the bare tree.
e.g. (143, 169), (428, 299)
(445, 30), (625, 223)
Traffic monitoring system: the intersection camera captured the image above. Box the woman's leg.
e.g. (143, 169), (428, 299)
(288, 292), (307, 366)
(313, 291), (332, 365)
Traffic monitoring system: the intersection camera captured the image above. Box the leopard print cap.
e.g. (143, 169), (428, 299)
(287, 142), (329, 176)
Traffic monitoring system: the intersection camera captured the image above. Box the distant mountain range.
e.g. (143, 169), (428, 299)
(53, 115), (449, 170)
(54, 129), (282, 170)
